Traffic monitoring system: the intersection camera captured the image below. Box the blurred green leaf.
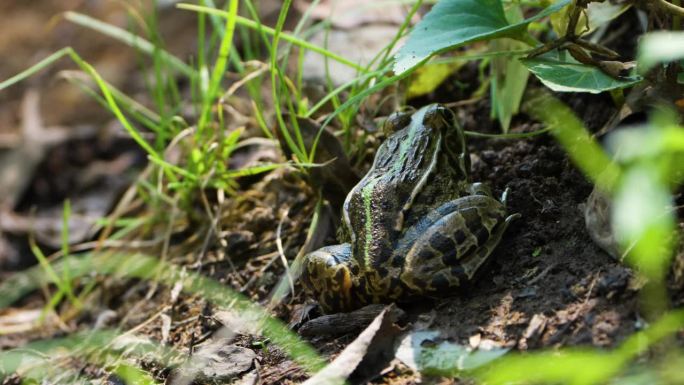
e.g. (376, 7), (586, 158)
(477, 310), (684, 385)
(606, 125), (684, 163)
(606, 115), (683, 278)
(480, 350), (623, 385)
(612, 166), (674, 278)
(522, 88), (621, 192)
(115, 365), (156, 385)
(394, 0), (571, 74)
(608, 371), (662, 385)
(396, 331), (509, 376)
(637, 31), (684, 74)
(521, 51), (642, 93)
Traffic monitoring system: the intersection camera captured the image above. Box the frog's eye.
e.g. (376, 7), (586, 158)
(382, 110), (413, 136)
(423, 105), (456, 130)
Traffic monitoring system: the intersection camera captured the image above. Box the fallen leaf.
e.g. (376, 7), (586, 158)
(171, 340), (256, 384)
(302, 305), (404, 385)
(396, 330), (509, 377)
(0, 308), (56, 335)
(519, 314), (548, 350)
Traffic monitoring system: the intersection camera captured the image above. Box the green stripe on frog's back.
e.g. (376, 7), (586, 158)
(361, 176), (380, 266)
(359, 117), (420, 265)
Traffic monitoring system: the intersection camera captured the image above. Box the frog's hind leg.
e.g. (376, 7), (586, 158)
(301, 243), (362, 313)
(453, 211), (519, 285)
(400, 195), (519, 295)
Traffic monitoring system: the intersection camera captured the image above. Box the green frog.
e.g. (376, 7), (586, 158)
(301, 104), (519, 313)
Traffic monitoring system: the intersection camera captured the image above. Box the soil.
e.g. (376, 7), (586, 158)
(428, 97), (638, 349)
(1, 3), (682, 385)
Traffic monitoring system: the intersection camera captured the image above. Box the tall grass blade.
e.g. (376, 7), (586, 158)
(64, 12), (196, 79)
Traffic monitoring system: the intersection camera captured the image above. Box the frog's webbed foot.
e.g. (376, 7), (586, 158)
(466, 184), (513, 207)
(301, 243), (360, 313)
(400, 195), (519, 295)
(500, 187), (511, 206)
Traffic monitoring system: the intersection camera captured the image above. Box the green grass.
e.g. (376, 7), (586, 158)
(0, 1), (352, 381)
(1, 252), (325, 380)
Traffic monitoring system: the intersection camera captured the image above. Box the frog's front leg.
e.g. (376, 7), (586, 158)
(400, 195), (518, 295)
(301, 243), (365, 312)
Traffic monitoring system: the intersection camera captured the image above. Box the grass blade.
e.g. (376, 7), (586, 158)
(177, 3), (367, 73)
(64, 11), (196, 79)
(0, 48), (72, 91)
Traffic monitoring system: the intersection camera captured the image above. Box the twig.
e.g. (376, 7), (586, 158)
(651, 0), (684, 18)
(276, 207), (296, 298)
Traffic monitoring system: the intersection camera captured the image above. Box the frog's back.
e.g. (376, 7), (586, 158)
(344, 125), (433, 265)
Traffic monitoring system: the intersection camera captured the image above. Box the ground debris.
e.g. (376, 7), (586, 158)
(303, 305), (404, 385)
(299, 304), (405, 338)
(519, 314), (548, 350)
(170, 339), (256, 383)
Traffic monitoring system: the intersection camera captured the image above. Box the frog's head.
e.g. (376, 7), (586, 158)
(418, 104), (470, 177)
(383, 104), (464, 141)
(382, 107), (414, 137)
(376, 104), (469, 178)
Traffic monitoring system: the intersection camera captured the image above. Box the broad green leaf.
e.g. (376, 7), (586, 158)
(549, 1), (578, 37)
(637, 31), (684, 74)
(585, 2), (631, 31)
(521, 51), (641, 93)
(394, 0), (571, 74)
(551, 1), (631, 36)
(491, 5), (529, 132)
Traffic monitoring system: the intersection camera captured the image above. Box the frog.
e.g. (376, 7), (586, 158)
(301, 104), (519, 313)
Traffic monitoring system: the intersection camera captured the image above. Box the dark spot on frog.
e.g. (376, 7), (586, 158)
(450, 265), (468, 282)
(430, 272), (452, 291)
(416, 248), (436, 263)
(452, 229), (467, 244)
(442, 244), (476, 266)
(429, 231), (457, 252)
(473, 225), (492, 246)
(391, 254), (404, 267)
(375, 266), (389, 277)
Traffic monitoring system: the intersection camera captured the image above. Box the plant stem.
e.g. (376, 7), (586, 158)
(653, 0), (684, 18)
(673, 0), (682, 29)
